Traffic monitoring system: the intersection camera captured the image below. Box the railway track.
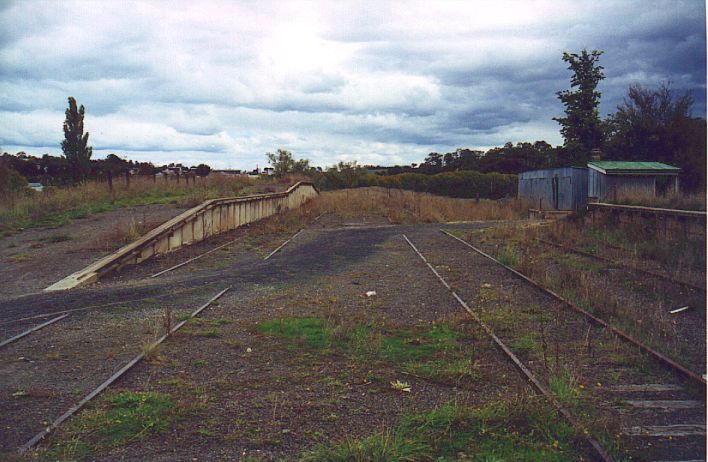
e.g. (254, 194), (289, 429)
(445, 230), (706, 386)
(404, 229), (706, 461)
(535, 238), (705, 293)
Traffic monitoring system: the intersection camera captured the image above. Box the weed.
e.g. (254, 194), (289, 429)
(46, 391), (177, 460)
(197, 428), (215, 437)
(41, 233), (72, 243)
(496, 246), (520, 267)
(513, 333), (539, 355)
(191, 328), (222, 338)
(8, 252), (30, 263)
(548, 371), (581, 406)
(141, 341), (160, 361)
(257, 317), (334, 350)
(301, 398), (580, 461)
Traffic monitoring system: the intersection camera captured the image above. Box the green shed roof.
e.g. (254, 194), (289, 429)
(587, 161), (680, 175)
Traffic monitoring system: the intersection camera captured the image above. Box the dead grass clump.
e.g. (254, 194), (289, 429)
(610, 189), (706, 211)
(0, 174), (286, 235)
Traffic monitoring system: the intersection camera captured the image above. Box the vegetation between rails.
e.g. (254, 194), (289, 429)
(301, 396), (580, 462)
(460, 216), (706, 374)
(256, 317), (481, 383)
(41, 391), (178, 461)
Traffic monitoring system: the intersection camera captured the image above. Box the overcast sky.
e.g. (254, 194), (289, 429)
(1, 1), (705, 169)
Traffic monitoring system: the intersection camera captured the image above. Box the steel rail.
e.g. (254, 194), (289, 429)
(0, 286), (208, 327)
(150, 238), (240, 278)
(20, 287), (231, 451)
(0, 314), (70, 349)
(535, 238), (705, 292)
(441, 229), (707, 387)
(402, 234), (614, 462)
(263, 229), (304, 260)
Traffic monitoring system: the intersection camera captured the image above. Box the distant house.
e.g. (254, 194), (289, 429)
(262, 167), (274, 176)
(518, 160), (680, 210)
(28, 182), (44, 192)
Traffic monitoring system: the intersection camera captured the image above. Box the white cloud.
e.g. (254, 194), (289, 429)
(0, 0), (704, 169)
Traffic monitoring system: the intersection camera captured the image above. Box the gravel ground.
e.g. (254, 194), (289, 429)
(0, 204), (188, 300)
(2, 205), (702, 461)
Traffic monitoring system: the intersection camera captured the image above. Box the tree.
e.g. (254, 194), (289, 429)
(421, 152), (443, 173)
(265, 149), (310, 177)
(605, 82), (706, 191)
(195, 163), (211, 176)
(553, 49), (605, 165)
(61, 97), (93, 182)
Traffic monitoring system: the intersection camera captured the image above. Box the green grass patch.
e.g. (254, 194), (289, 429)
(46, 391), (177, 460)
(300, 398), (581, 461)
(258, 317), (477, 384)
(512, 333), (539, 355)
(548, 371), (581, 407)
(496, 245), (521, 268)
(257, 317), (334, 350)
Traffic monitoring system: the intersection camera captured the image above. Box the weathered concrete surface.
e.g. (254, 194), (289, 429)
(44, 182), (318, 291)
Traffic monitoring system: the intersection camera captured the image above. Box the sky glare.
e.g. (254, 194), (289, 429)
(1, 0), (705, 169)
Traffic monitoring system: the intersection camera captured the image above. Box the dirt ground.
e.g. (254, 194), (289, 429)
(0, 204), (189, 300)
(0, 199), (704, 461)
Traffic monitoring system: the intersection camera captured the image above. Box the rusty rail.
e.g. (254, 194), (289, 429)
(403, 234), (614, 462)
(20, 287), (231, 451)
(441, 229), (706, 387)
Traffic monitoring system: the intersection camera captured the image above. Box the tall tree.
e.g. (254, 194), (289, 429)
(605, 82), (706, 191)
(61, 97), (92, 182)
(266, 149), (310, 177)
(553, 49), (605, 165)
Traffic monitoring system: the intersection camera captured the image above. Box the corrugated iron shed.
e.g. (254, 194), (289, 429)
(587, 161), (680, 201)
(518, 167), (588, 210)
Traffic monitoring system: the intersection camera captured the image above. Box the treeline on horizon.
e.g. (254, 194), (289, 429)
(1, 152), (212, 187)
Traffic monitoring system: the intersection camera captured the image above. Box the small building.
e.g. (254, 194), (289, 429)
(518, 167), (588, 211)
(587, 161), (680, 201)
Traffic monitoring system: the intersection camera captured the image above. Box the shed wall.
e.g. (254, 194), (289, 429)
(518, 167), (588, 210)
(588, 170), (656, 201)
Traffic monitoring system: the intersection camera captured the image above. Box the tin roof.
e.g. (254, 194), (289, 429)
(587, 161), (680, 175)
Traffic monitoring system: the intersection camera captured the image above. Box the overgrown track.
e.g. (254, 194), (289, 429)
(404, 228), (705, 461)
(446, 230), (706, 386)
(535, 238), (706, 293)
(1, 218), (704, 460)
(403, 234), (613, 462)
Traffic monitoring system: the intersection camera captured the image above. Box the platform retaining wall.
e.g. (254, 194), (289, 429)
(45, 181), (318, 291)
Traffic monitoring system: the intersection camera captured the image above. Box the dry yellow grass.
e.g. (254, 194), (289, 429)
(610, 189), (706, 211)
(308, 187), (526, 223)
(0, 174), (299, 234)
